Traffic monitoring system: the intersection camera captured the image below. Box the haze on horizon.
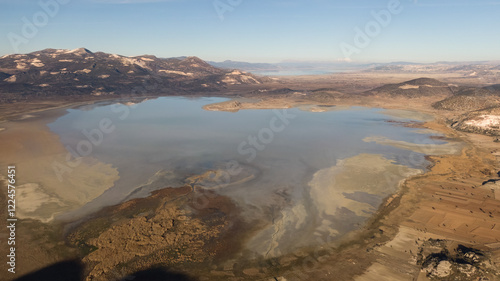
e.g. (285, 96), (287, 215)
(0, 0), (499, 63)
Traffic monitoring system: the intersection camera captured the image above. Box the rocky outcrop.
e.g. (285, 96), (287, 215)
(450, 107), (500, 136)
(418, 239), (497, 280)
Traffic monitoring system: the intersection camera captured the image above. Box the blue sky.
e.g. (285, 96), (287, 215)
(0, 0), (499, 63)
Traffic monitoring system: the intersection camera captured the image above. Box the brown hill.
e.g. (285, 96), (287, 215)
(433, 87), (500, 112)
(363, 78), (453, 98)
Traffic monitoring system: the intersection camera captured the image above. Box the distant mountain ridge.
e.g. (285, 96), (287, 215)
(209, 59), (500, 77)
(208, 60), (379, 74)
(0, 48), (266, 102)
(366, 62), (500, 80)
(208, 60), (280, 72)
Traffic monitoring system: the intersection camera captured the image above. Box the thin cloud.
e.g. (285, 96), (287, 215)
(327, 0), (500, 9)
(90, 0), (176, 4)
(415, 1), (500, 7)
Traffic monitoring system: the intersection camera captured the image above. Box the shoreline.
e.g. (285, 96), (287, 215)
(253, 110), (499, 280)
(1, 95), (499, 280)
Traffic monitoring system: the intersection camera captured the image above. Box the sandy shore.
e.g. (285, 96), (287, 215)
(241, 100), (499, 280)
(0, 106), (119, 222)
(351, 122), (500, 281)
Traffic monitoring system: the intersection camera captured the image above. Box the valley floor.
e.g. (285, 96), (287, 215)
(1, 72), (500, 281)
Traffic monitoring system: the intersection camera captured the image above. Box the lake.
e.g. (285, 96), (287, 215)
(47, 97), (457, 256)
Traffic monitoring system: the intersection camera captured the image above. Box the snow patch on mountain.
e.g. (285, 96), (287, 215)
(159, 70), (193, 76)
(4, 75), (16, 82)
(31, 58), (44, 67)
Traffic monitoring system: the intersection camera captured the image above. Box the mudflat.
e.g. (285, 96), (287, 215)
(0, 107), (119, 222)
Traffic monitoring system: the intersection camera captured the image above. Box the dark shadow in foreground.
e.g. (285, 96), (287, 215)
(14, 260), (197, 281)
(13, 259), (83, 281)
(121, 267), (197, 281)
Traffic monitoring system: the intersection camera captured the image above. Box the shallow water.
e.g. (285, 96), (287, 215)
(252, 70), (339, 76)
(48, 96), (455, 255)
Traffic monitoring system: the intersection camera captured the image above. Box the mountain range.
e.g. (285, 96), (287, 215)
(0, 48), (266, 103)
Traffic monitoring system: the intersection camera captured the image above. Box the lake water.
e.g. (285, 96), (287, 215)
(252, 70), (337, 76)
(48, 97), (452, 256)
